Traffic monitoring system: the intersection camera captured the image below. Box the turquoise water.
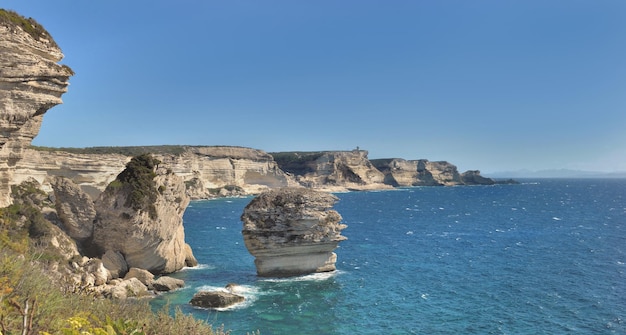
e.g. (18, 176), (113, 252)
(152, 179), (626, 334)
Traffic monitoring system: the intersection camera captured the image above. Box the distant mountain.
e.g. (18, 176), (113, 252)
(486, 169), (626, 179)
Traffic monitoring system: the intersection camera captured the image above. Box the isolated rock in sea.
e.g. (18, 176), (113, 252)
(241, 188), (346, 277)
(190, 291), (245, 309)
(92, 154), (196, 274)
(0, 10), (73, 207)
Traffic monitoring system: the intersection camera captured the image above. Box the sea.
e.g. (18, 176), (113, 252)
(151, 179), (626, 334)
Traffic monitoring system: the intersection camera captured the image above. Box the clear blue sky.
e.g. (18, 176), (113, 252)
(5, 1), (626, 173)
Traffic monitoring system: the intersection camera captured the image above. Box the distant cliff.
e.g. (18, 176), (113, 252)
(271, 149), (390, 191)
(16, 147), (501, 200)
(0, 10), (73, 206)
(371, 158), (502, 186)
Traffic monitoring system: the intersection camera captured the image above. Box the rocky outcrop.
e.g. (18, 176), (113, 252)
(372, 159), (495, 186)
(91, 154), (195, 275)
(272, 149), (389, 192)
(460, 170), (496, 185)
(0, 10), (73, 207)
(51, 176), (97, 244)
(152, 276), (185, 292)
(190, 291), (245, 309)
(241, 188), (346, 277)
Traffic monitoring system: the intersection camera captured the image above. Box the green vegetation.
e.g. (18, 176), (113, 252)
(0, 180), (233, 334)
(30, 145), (189, 156)
(108, 154), (161, 219)
(0, 9), (57, 47)
(0, 247), (231, 334)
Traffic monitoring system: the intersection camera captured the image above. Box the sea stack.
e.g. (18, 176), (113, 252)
(241, 187), (346, 277)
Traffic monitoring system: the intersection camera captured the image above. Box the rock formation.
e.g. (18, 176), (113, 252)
(91, 154), (196, 275)
(460, 170), (496, 185)
(51, 176), (97, 244)
(0, 10), (194, 300)
(372, 158), (496, 186)
(14, 146), (294, 200)
(190, 290), (245, 309)
(272, 149), (389, 191)
(241, 188), (346, 277)
(0, 10), (73, 207)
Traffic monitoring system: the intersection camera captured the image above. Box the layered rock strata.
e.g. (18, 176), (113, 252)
(0, 10), (73, 207)
(372, 158), (494, 186)
(272, 149), (389, 191)
(15, 146), (294, 200)
(241, 188), (346, 277)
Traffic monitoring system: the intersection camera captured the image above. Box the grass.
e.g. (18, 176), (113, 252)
(0, 9), (57, 47)
(0, 179), (236, 334)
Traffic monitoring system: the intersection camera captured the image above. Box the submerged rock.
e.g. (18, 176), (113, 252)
(241, 187), (346, 277)
(190, 291), (244, 309)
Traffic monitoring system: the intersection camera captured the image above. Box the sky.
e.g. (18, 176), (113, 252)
(4, 1), (626, 174)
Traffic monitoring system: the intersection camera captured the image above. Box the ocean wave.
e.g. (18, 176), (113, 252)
(180, 263), (216, 271)
(260, 271), (341, 283)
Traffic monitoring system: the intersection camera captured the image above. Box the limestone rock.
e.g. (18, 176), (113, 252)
(93, 155), (195, 274)
(460, 170), (496, 185)
(52, 177), (97, 242)
(16, 149), (129, 199)
(273, 150), (388, 192)
(102, 250), (128, 279)
(372, 159), (466, 186)
(184, 243), (199, 267)
(13, 146), (295, 200)
(106, 278), (149, 299)
(190, 291), (244, 309)
(84, 258), (110, 286)
(241, 188), (346, 277)
(152, 276), (184, 292)
(124, 268), (155, 289)
(0, 10), (72, 207)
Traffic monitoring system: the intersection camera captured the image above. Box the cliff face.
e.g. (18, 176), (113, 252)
(372, 158), (491, 186)
(366, 158), (452, 186)
(156, 146), (296, 198)
(272, 150), (389, 191)
(0, 11), (72, 206)
(15, 146), (295, 200)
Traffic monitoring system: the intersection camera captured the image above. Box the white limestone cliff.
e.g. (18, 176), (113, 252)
(0, 12), (72, 206)
(272, 149), (390, 192)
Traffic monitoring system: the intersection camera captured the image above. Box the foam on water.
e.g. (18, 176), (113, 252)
(193, 284), (261, 311)
(152, 179), (626, 334)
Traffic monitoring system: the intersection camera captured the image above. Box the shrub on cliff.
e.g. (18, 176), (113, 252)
(107, 154), (161, 219)
(0, 9), (58, 48)
(0, 247), (230, 334)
